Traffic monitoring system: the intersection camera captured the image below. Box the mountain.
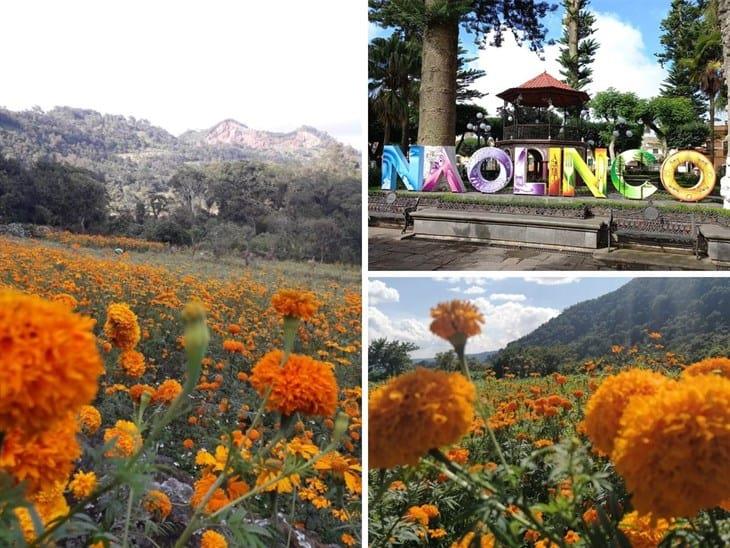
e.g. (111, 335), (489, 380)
(414, 350), (499, 366)
(493, 278), (730, 370)
(0, 107), (359, 208)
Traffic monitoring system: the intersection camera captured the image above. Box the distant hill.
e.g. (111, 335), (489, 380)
(414, 350), (499, 366)
(0, 107), (359, 208)
(493, 278), (730, 370)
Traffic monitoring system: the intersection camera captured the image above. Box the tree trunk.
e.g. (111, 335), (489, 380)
(709, 94), (716, 166)
(383, 123), (391, 147)
(400, 117), (409, 150)
(417, 0), (459, 146)
(567, 0), (579, 59)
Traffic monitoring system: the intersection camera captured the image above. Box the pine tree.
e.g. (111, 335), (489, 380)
(369, 0), (555, 146)
(557, 0), (599, 90)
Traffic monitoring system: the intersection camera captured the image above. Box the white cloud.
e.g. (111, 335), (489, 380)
(475, 11), (666, 117)
(368, 280), (400, 305)
(448, 286), (463, 293)
(0, 1), (363, 147)
(489, 293), (527, 302)
(368, 298), (560, 359)
(523, 277), (581, 286)
(463, 286), (487, 295)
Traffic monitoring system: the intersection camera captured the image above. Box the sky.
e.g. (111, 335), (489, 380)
(369, 0), (671, 116)
(1, 1), (365, 148)
(368, 276), (632, 359)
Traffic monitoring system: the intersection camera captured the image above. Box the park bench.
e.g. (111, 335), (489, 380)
(607, 204), (705, 259)
(368, 193), (420, 233)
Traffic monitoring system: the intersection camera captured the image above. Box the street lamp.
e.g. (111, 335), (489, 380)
(466, 111), (492, 148)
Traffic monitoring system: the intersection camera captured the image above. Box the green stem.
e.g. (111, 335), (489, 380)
(122, 486), (134, 548)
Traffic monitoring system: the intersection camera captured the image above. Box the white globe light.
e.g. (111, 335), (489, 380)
(613, 130), (620, 138)
(485, 125), (492, 132)
(476, 112), (484, 119)
(626, 130), (634, 138)
(479, 123), (487, 130)
(467, 123), (474, 130)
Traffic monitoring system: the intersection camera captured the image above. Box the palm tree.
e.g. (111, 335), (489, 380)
(681, 1), (724, 165)
(368, 34), (419, 155)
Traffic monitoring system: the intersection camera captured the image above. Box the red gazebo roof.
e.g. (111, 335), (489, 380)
(496, 71), (590, 108)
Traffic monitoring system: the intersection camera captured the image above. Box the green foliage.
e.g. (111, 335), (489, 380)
(666, 120), (711, 149)
(557, 0), (599, 90)
(495, 278), (730, 372)
(369, 338), (419, 381)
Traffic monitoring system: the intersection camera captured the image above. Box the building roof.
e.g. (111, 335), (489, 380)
(496, 71), (590, 108)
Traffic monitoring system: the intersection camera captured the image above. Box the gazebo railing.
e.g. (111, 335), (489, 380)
(503, 124), (584, 142)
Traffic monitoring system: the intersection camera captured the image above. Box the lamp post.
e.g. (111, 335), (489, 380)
(466, 112), (492, 148)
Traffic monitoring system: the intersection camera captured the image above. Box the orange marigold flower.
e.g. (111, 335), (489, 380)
(129, 383), (155, 403)
(682, 357), (730, 380)
(183, 438), (195, 449)
(612, 375), (730, 519)
(13, 481), (69, 542)
(143, 489), (172, 520)
(314, 451), (361, 494)
(0, 289), (104, 435)
(618, 511), (671, 548)
(341, 533), (356, 546)
(222, 339), (245, 354)
(227, 324), (241, 334)
(564, 531), (580, 544)
(271, 289), (319, 321)
(583, 369), (672, 456)
(68, 470), (96, 499)
(77, 404), (102, 435)
(429, 300), (484, 352)
(0, 414), (81, 495)
(191, 472), (229, 514)
(152, 379), (182, 404)
(103, 420), (142, 458)
(369, 368), (475, 468)
(200, 530), (228, 548)
(249, 350), (338, 417)
(583, 507), (598, 524)
(103, 303), (140, 351)
(452, 530), (495, 548)
(51, 293), (78, 309)
(119, 349), (146, 378)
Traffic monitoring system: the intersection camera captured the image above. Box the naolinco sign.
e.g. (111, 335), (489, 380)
(381, 144), (717, 202)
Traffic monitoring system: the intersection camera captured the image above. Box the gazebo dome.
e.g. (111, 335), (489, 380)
(496, 71), (590, 108)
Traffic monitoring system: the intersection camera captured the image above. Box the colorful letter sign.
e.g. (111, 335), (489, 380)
(466, 147), (512, 193)
(381, 145), (424, 191)
(610, 149), (658, 200)
(660, 150), (716, 202)
(562, 148), (606, 198)
(513, 147), (546, 195)
(422, 146), (466, 193)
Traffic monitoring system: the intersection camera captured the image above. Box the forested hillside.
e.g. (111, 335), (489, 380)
(493, 278), (730, 374)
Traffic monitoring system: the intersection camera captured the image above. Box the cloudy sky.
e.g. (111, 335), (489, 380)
(2, 1), (364, 147)
(368, 277), (632, 359)
(370, 0), (670, 117)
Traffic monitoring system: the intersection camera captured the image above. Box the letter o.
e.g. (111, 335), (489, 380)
(660, 150), (716, 202)
(466, 147), (513, 193)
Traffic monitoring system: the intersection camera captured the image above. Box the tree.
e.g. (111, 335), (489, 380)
(557, 0), (599, 91)
(370, 0), (556, 146)
(679, 1), (724, 164)
(169, 165), (208, 216)
(434, 350), (457, 371)
(657, 0), (707, 113)
(368, 338), (419, 381)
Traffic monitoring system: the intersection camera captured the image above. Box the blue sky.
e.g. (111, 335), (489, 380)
(369, 276), (632, 358)
(370, 1), (671, 115)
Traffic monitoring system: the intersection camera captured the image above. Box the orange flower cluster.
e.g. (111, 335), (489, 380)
(143, 489), (172, 520)
(0, 289), (103, 434)
(152, 379), (183, 404)
(119, 349), (146, 378)
(682, 356), (730, 379)
(104, 303), (141, 351)
(429, 300), (484, 349)
(249, 350), (338, 417)
(77, 404), (102, 435)
(271, 289), (320, 320)
(103, 420), (143, 458)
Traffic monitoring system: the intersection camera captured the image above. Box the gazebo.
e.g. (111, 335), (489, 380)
(495, 71), (591, 182)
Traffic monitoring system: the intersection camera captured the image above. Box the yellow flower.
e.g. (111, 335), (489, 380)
(430, 300), (484, 353)
(77, 404), (102, 435)
(369, 368), (475, 468)
(314, 451), (362, 494)
(103, 420), (142, 458)
(451, 530), (495, 548)
(13, 481), (69, 542)
(143, 489), (172, 520)
(255, 460), (301, 493)
(583, 369), (672, 456)
(612, 375), (730, 518)
(68, 470), (97, 499)
(119, 349), (146, 378)
(0, 414), (81, 495)
(103, 303), (140, 350)
(0, 289), (104, 435)
(200, 530), (228, 548)
(682, 357), (730, 379)
(618, 511), (671, 548)
(271, 289), (319, 320)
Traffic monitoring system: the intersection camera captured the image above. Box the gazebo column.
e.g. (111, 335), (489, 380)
(720, 0), (730, 209)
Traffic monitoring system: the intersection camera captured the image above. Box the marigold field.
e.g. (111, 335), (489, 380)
(368, 300), (730, 548)
(0, 235), (362, 547)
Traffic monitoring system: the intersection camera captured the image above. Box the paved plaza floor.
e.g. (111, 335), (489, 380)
(368, 227), (720, 271)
